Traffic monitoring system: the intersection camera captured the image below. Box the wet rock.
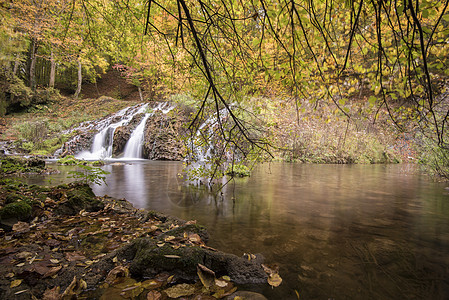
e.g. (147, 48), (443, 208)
(121, 236), (268, 285)
(112, 113), (145, 156)
(59, 132), (94, 157)
(54, 183), (104, 215)
(112, 126), (131, 156)
(142, 111), (186, 160)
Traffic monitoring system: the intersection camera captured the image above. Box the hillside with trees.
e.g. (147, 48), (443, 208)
(1, 0), (449, 172)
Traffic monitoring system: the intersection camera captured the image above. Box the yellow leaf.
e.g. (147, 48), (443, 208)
(163, 255), (181, 258)
(10, 279), (22, 288)
(164, 235), (176, 242)
(268, 273), (282, 287)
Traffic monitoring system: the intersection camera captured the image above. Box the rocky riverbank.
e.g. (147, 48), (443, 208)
(0, 158), (276, 299)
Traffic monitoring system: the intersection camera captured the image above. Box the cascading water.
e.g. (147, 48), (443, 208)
(75, 104), (149, 160)
(123, 102), (174, 159)
(189, 108), (228, 162)
(71, 102), (174, 160)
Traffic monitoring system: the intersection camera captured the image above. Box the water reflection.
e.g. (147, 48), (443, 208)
(23, 162), (449, 299)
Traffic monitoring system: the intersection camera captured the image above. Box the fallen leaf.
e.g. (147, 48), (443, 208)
(6, 272), (15, 278)
(197, 264), (215, 288)
(43, 286), (60, 300)
(10, 279), (22, 288)
(16, 251), (33, 260)
(105, 266), (129, 284)
(13, 221), (30, 233)
(65, 252), (86, 262)
(185, 220), (197, 225)
(43, 266), (62, 278)
(164, 235), (176, 242)
(141, 279), (162, 290)
(215, 279), (228, 287)
(33, 262), (51, 275)
(187, 233), (204, 245)
(146, 290), (162, 300)
(62, 276), (87, 297)
(163, 255), (181, 259)
(120, 284), (143, 299)
(50, 259), (60, 264)
(268, 273), (282, 287)
(14, 289), (28, 295)
(164, 283), (195, 298)
(261, 263), (279, 275)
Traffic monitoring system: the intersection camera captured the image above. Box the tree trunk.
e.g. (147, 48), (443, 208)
(138, 86), (144, 102)
(13, 55), (20, 77)
(49, 50), (56, 88)
(74, 58), (82, 98)
(29, 39), (38, 92)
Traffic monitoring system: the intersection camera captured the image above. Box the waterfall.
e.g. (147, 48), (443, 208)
(72, 102), (174, 160)
(189, 108), (228, 162)
(122, 114), (151, 159)
(123, 102), (173, 159)
(75, 103), (149, 160)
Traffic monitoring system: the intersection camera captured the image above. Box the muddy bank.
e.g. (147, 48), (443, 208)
(0, 177), (274, 299)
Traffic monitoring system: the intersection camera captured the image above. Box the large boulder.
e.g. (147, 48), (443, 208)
(142, 111), (186, 160)
(112, 113), (145, 156)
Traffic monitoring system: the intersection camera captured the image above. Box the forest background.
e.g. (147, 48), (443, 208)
(1, 0), (449, 179)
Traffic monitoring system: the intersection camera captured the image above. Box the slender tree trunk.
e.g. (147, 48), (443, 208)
(49, 49), (56, 88)
(13, 56), (20, 76)
(138, 86), (144, 102)
(29, 39), (38, 92)
(74, 58), (82, 98)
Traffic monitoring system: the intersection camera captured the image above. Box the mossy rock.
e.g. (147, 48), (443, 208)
(0, 156), (46, 174)
(0, 201), (32, 221)
(57, 155), (79, 165)
(122, 237), (267, 285)
(55, 184), (104, 215)
(5, 192), (25, 204)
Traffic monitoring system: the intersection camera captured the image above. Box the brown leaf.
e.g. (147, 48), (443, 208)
(61, 276), (87, 298)
(65, 252), (86, 262)
(187, 233), (204, 245)
(185, 220), (197, 225)
(43, 266), (62, 278)
(13, 221), (30, 233)
(33, 263), (51, 275)
(197, 264), (215, 288)
(146, 290), (161, 300)
(43, 286), (61, 300)
(16, 251), (34, 260)
(164, 283), (195, 298)
(261, 263), (279, 275)
(105, 266), (129, 284)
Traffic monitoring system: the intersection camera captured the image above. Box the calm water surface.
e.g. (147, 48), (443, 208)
(33, 162), (449, 299)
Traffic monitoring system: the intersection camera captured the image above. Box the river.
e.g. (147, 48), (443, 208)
(25, 162), (449, 299)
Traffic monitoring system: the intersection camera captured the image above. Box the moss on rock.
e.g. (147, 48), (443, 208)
(0, 201), (32, 220)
